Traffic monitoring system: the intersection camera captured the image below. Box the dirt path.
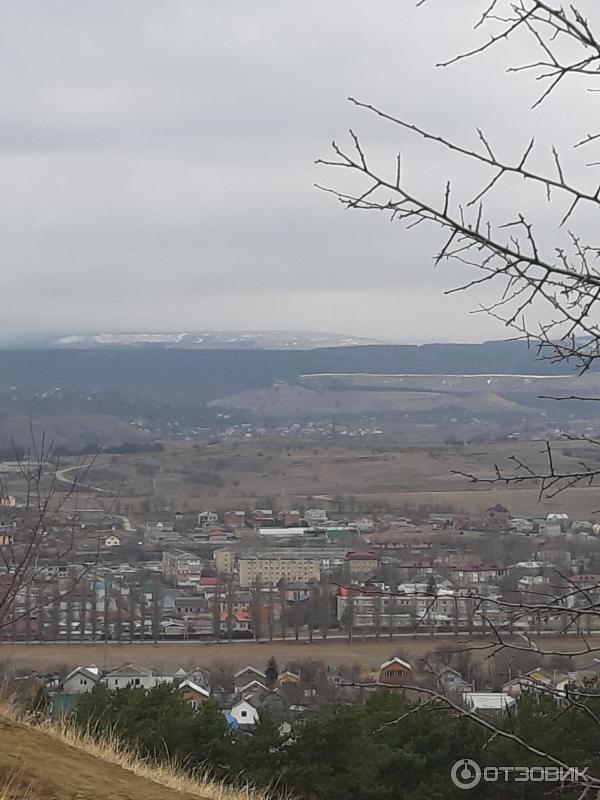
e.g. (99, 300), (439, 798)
(0, 719), (204, 800)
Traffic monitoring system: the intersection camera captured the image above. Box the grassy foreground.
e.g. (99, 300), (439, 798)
(0, 702), (272, 800)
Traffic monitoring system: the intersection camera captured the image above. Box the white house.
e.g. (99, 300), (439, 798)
(462, 692), (516, 712)
(304, 509), (328, 525)
(228, 698), (259, 727)
(104, 535), (121, 547)
(62, 665), (101, 695)
(198, 511), (219, 528)
(102, 664), (173, 691)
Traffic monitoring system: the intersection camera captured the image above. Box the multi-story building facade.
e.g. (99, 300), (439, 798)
(238, 555), (321, 587)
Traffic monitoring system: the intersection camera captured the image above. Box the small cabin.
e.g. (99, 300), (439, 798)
(377, 656), (412, 687)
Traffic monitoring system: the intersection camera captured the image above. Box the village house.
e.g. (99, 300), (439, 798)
(223, 511), (247, 528)
(542, 513), (569, 537)
(484, 504), (511, 529)
(251, 509), (275, 528)
(162, 550), (203, 587)
(277, 670), (301, 688)
(377, 656), (412, 687)
(278, 510), (301, 527)
(178, 679), (210, 709)
(174, 597), (208, 619)
(238, 680), (271, 703)
(61, 665), (101, 695)
(536, 545), (571, 568)
(102, 664), (173, 691)
(304, 508), (328, 525)
(436, 666), (473, 694)
(220, 610), (253, 636)
(449, 564), (507, 584)
(197, 511), (219, 528)
(103, 535), (121, 548)
(228, 697), (260, 728)
(463, 692), (516, 712)
(234, 666), (267, 692)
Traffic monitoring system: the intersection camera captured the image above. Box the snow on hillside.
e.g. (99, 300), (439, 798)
(53, 330), (384, 350)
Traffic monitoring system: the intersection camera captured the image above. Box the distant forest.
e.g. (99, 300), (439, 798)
(0, 341), (574, 405)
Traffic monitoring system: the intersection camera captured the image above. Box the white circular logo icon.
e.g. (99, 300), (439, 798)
(451, 759), (482, 790)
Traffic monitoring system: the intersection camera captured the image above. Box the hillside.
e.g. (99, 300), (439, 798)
(0, 341), (595, 447)
(0, 716), (209, 800)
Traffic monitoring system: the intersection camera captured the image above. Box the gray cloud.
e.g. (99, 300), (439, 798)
(1, 1), (598, 342)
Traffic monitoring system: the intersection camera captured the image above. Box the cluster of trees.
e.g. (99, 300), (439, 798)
(69, 681), (600, 799)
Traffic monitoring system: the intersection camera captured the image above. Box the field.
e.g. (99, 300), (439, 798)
(2, 634), (599, 674)
(36, 436), (600, 519)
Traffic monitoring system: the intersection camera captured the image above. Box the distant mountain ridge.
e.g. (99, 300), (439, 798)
(49, 330), (384, 350)
(0, 341), (576, 402)
(0, 340), (590, 447)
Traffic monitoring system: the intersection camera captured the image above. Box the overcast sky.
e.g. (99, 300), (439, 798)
(1, 1), (598, 343)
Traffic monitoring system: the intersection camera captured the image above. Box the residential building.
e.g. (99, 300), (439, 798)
(304, 509), (328, 525)
(345, 550), (379, 575)
(234, 666), (267, 691)
(449, 564), (506, 585)
(484, 504), (511, 529)
(62, 665), (101, 695)
(238, 555), (321, 587)
(197, 511), (219, 528)
(214, 549), (237, 576)
(178, 680), (210, 709)
(436, 667), (473, 694)
(278, 510), (301, 527)
(145, 522), (179, 544)
(251, 509), (275, 528)
(162, 551), (202, 587)
(462, 692), (516, 712)
(277, 670), (301, 687)
(257, 527), (309, 539)
(102, 664), (172, 691)
(228, 698), (260, 728)
(377, 657), (412, 686)
(223, 511), (247, 528)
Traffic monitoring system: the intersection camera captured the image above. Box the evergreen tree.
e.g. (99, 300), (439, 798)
(265, 655), (279, 688)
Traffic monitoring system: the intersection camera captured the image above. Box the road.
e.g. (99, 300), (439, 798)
(54, 463), (113, 494)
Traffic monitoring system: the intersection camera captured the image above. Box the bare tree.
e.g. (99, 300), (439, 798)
(0, 433), (118, 644)
(278, 577), (288, 640)
(250, 576), (264, 641)
(212, 579), (223, 642)
(151, 576), (161, 643)
(224, 576), (234, 643)
(319, 0), (600, 496)
(322, 4), (600, 788)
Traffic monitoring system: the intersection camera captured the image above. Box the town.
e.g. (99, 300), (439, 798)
(3, 466), (600, 726)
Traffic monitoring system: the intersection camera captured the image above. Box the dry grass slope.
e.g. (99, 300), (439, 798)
(0, 704), (272, 800)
